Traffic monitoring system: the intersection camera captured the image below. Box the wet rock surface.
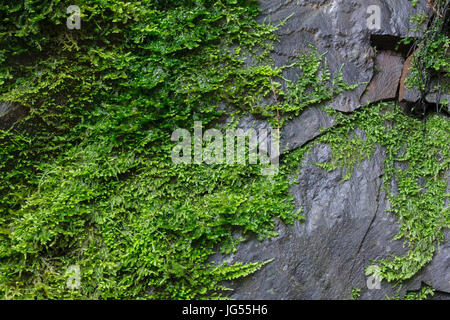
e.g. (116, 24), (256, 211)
(215, 0), (449, 300)
(399, 53), (421, 104)
(261, 0), (436, 151)
(1, 0), (447, 300)
(215, 145), (449, 299)
(258, 0), (428, 113)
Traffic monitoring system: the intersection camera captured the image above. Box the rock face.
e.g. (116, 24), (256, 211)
(425, 79), (450, 113)
(399, 54), (450, 111)
(281, 107), (335, 152)
(264, 0), (439, 155)
(399, 53), (421, 103)
(216, 144), (449, 299)
(216, 0), (449, 300)
(258, 0), (429, 113)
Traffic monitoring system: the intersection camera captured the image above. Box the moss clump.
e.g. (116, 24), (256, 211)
(0, 0), (351, 299)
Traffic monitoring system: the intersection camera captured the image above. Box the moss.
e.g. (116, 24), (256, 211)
(0, 0), (343, 299)
(0, 0), (447, 300)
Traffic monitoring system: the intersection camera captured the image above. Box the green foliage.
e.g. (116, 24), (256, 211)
(0, 0), (305, 299)
(351, 287), (361, 300)
(403, 0), (449, 110)
(266, 47), (360, 126)
(388, 285), (435, 300)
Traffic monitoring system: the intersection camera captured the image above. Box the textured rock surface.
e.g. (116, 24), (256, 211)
(399, 53), (421, 103)
(361, 50), (404, 104)
(214, 0), (449, 300)
(259, 0), (428, 113)
(425, 79), (450, 113)
(215, 144), (449, 299)
(281, 107), (335, 152)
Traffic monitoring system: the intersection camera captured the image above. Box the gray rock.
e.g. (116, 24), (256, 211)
(281, 107), (335, 152)
(426, 92), (450, 111)
(258, 0), (429, 112)
(211, 1), (449, 300)
(214, 143), (449, 299)
(238, 0), (435, 153)
(0, 102), (27, 130)
(399, 53), (421, 104)
(399, 56), (449, 109)
(426, 79), (450, 113)
(414, 230), (450, 294)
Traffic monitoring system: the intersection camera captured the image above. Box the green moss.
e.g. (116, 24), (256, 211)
(389, 285), (435, 300)
(351, 287), (361, 300)
(0, 0), (447, 300)
(0, 0), (337, 299)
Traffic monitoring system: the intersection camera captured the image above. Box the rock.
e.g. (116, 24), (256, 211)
(258, 0), (430, 112)
(214, 143), (450, 299)
(0, 102), (27, 130)
(425, 78), (450, 112)
(257, 0), (431, 159)
(399, 57), (449, 110)
(211, 1), (450, 300)
(361, 50), (404, 104)
(235, 107), (335, 154)
(213, 144), (398, 299)
(281, 107), (335, 152)
(426, 92), (450, 111)
(399, 53), (421, 103)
